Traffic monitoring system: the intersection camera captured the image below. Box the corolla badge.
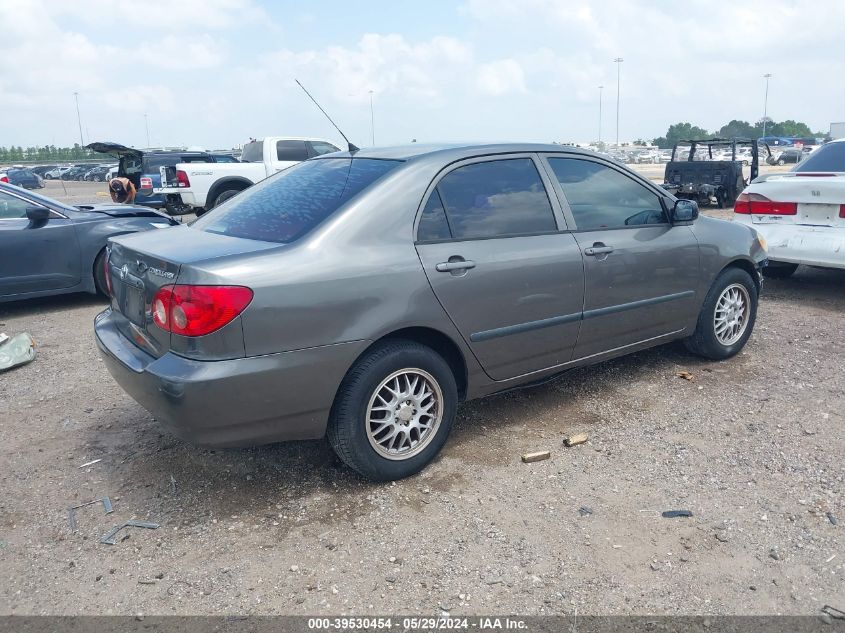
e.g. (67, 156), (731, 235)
(147, 267), (175, 279)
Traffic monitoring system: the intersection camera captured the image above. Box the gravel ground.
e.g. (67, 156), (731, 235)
(0, 186), (841, 617)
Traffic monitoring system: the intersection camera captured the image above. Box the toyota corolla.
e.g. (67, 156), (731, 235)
(95, 143), (767, 481)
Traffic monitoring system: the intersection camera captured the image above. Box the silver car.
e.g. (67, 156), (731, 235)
(95, 143), (768, 481)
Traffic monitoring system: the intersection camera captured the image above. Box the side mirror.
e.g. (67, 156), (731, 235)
(671, 199), (698, 223)
(25, 205), (51, 222)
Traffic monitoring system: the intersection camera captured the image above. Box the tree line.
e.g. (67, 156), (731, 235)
(0, 144), (111, 163)
(652, 119), (826, 149)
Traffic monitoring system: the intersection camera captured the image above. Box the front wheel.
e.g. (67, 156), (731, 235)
(328, 340), (458, 481)
(684, 267), (758, 360)
(93, 248), (109, 297)
(212, 189), (241, 208)
(777, 158), (785, 166)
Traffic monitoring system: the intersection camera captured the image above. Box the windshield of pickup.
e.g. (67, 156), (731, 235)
(193, 157), (402, 243)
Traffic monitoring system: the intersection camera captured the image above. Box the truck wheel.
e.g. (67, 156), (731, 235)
(762, 262), (798, 279)
(684, 267), (757, 360)
(328, 340), (458, 481)
(212, 189), (240, 208)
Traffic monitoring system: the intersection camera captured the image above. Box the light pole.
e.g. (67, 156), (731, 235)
(368, 90), (375, 146)
(613, 58), (623, 148)
(597, 85), (604, 145)
(73, 92), (84, 148)
(144, 113), (150, 147)
(762, 73), (772, 137)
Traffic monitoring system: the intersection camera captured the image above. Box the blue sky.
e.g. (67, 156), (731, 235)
(2, 0), (843, 150)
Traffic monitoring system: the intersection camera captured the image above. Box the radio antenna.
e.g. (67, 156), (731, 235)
(295, 79), (359, 153)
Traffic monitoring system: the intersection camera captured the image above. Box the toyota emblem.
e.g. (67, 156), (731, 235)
(120, 264), (129, 280)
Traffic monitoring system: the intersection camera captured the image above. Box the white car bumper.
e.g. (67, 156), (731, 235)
(738, 219), (845, 269)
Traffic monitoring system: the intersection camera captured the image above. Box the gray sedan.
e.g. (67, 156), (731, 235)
(0, 182), (178, 302)
(95, 143), (767, 481)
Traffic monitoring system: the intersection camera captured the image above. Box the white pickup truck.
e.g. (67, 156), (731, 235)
(158, 136), (341, 215)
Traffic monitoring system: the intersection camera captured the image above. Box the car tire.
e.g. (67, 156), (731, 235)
(684, 267), (758, 360)
(777, 158), (785, 166)
(93, 248), (109, 297)
(44, 174), (52, 180)
(212, 189), (241, 208)
(328, 339), (458, 481)
(762, 262), (798, 279)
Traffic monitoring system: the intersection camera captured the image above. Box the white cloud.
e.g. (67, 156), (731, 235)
(476, 59), (526, 96)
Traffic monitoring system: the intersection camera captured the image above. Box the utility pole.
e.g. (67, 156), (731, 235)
(613, 58), (623, 148)
(144, 113), (150, 147)
(73, 92), (84, 148)
(762, 73), (772, 137)
(369, 90), (375, 146)
(598, 85), (604, 145)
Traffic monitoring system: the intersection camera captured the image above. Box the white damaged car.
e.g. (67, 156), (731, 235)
(734, 139), (845, 278)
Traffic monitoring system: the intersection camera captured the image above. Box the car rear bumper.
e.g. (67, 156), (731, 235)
(739, 220), (845, 269)
(94, 308), (369, 447)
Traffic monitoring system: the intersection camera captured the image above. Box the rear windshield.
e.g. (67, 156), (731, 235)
(241, 141), (264, 163)
(794, 142), (845, 172)
(193, 158), (402, 243)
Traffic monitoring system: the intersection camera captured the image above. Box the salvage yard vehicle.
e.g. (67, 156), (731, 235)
(662, 138), (768, 208)
(95, 143), (767, 481)
(0, 167), (43, 189)
(86, 143), (229, 215)
(156, 136), (340, 216)
(734, 138), (845, 278)
(0, 181), (178, 302)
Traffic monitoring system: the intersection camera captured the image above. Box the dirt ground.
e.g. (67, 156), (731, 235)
(0, 180), (842, 617)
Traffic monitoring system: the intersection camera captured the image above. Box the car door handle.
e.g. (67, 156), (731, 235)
(435, 259), (476, 272)
(584, 245), (614, 256)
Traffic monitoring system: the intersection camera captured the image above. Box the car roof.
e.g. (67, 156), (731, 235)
(317, 142), (598, 163)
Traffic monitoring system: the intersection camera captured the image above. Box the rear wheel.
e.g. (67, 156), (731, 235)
(328, 340), (458, 481)
(44, 174), (53, 180)
(93, 248), (109, 297)
(685, 267), (757, 360)
(762, 262), (798, 279)
(212, 189), (241, 208)
(777, 158), (785, 166)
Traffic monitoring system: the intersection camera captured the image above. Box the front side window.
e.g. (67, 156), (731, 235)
(0, 191), (31, 219)
(194, 158), (401, 243)
(435, 158), (556, 240)
(276, 140), (309, 162)
(548, 158), (667, 230)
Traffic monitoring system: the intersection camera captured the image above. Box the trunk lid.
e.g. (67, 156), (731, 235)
(107, 226), (278, 358)
(85, 142), (143, 159)
(751, 175), (845, 227)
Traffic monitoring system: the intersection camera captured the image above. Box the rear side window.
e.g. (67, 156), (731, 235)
(309, 141), (341, 156)
(0, 191), (30, 218)
(435, 158), (556, 240)
(795, 142), (845, 172)
(240, 141), (264, 163)
(548, 158), (666, 230)
(417, 190), (452, 241)
(276, 140), (309, 161)
(194, 158), (401, 243)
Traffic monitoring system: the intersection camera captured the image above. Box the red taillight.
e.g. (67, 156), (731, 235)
(103, 253), (113, 297)
(139, 176), (152, 189)
(175, 170), (190, 188)
(151, 285), (253, 337)
(0, 175), (8, 183)
(734, 192), (797, 215)
(840, 205), (845, 219)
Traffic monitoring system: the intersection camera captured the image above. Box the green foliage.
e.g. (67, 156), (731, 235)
(0, 144), (110, 163)
(653, 122), (710, 149)
(654, 118), (819, 148)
